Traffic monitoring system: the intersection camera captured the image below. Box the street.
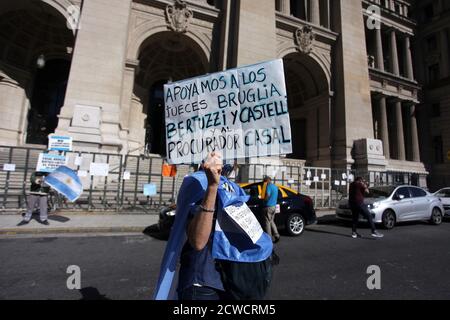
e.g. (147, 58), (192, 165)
(1, 217), (450, 300)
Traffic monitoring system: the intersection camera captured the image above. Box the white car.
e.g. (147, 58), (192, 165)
(336, 185), (445, 229)
(434, 188), (450, 217)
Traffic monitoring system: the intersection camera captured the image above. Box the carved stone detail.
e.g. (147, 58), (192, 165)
(295, 25), (315, 54)
(165, 0), (193, 33)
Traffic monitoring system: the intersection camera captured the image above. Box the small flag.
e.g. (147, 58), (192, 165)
(45, 166), (83, 202)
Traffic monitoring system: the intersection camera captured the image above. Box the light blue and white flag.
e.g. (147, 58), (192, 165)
(44, 166), (83, 202)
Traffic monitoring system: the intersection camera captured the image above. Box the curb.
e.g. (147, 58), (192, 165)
(0, 226), (148, 236)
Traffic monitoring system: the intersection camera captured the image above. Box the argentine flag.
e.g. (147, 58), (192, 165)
(45, 166), (83, 202)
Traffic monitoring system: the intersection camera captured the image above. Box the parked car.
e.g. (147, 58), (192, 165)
(158, 182), (317, 237)
(434, 188), (450, 217)
(336, 185), (445, 229)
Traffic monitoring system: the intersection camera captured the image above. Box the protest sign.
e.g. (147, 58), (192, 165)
(3, 164), (16, 172)
(36, 153), (68, 173)
(164, 59), (292, 164)
(89, 163), (109, 176)
(48, 135), (72, 152)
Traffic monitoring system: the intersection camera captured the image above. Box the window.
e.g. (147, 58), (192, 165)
(431, 103), (441, 117)
(427, 35), (437, 52)
(433, 136), (444, 164)
(395, 187), (411, 199)
(409, 187), (427, 198)
(428, 64), (440, 83)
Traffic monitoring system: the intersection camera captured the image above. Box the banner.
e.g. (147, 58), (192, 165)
(164, 59), (292, 164)
(36, 153), (68, 173)
(48, 135), (73, 152)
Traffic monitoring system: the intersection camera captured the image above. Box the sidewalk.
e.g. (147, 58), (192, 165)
(0, 212), (159, 235)
(0, 209), (335, 236)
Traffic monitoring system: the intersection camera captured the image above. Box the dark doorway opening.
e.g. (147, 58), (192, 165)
(26, 59), (70, 145)
(289, 119), (307, 159)
(145, 80), (167, 156)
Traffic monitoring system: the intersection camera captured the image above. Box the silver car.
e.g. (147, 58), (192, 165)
(336, 185), (445, 229)
(434, 188), (450, 217)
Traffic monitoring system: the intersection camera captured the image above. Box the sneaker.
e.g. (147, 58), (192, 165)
(39, 220), (50, 226)
(352, 232), (362, 239)
(17, 220), (30, 226)
(371, 231), (384, 238)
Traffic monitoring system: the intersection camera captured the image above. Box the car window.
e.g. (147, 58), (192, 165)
(445, 190), (450, 198)
(243, 185), (260, 198)
(409, 187), (427, 198)
(395, 187), (411, 199)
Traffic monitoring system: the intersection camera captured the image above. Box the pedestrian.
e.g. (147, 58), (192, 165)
(262, 176), (280, 244)
(18, 171), (50, 226)
(154, 152), (273, 301)
(349, 177), (383, 238)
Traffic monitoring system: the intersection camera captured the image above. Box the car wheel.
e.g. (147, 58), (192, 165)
(430, 207), (443, 225)
(382, 210), (396, 230)
(286, 213), (305, 236)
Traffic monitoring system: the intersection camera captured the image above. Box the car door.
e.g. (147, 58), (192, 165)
(391, 187), (414, 221)
(437, 189), (450, 214)
(408, 187), (429, 219)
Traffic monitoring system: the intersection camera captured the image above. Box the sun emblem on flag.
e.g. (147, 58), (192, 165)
(65, 178), (72, 184)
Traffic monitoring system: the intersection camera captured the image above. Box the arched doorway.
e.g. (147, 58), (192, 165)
(131, 31), (209, 156)
(26, 59), (70, 144)
(0, 1), (74, 145)
(283, 53), (330, 165)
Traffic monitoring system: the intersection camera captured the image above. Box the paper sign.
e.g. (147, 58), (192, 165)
(48, 135), (72, 152)
(223, 202), (263, 244)
(288, 179), (295, 184)
(89, 163), (109, 176)
(306, 171), (312, 178)
(342, 173), (347, 180)
(36, 153), (68, 173)
(334, 180), (340, 186)
(341, 181), (347, 186)
(143, 183), (157, 196)
(164, 59), (292, 164)
(3, 164), (16, 172)
(348, 174), (354, 182)
(74, 156), (83, 166)
(77, 170), (88, 177)
(305, 180), (312, 186)
(123, 171), (131, 180)
(313, 176), (319, 182)
(321, 174), (327, 180)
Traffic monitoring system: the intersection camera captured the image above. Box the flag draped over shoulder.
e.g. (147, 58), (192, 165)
(44, 166), (83, 202)
(153, 171), (273, 300)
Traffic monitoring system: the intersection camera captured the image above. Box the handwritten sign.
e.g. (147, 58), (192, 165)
(3, 164), (16, 172)
(48, 135), (72, 152)
(164, 59), (292, 164)
(36, 153), (68, 173)
(223, 202), (263, 244)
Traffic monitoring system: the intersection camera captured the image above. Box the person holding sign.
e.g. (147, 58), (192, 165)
(18, 171), (50, 226)
(262, 176), (280, 244)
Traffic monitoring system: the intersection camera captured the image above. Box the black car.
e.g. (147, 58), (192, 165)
(158, 182), (316, 237)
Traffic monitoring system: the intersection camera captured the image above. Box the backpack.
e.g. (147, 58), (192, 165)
(212, 178), (274, 300)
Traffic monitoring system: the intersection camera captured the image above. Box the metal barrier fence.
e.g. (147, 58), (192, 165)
(0, 145), (191, 213)
(0, 145), (428, 212)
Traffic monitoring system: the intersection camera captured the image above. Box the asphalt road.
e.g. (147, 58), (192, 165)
(1, 217), (450, 300)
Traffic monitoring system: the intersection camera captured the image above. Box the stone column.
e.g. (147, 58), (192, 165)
(390, 30), (400, 76)
(280, 0), (291, 15)
(375, 27), (385, 71)
(395, 101), (406, 160)
(404, 36), (414, 80)
(440, 29), (449, 78)
(409, 104), (420, 162)
(378, 97), (390, 159)
(310, 0), (320, 25)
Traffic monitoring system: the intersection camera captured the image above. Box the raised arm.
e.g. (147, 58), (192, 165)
(187, 152), (222, 251)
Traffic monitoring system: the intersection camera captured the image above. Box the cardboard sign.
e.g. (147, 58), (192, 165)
(36, 153), (68, 173)
(48, 135), (72, 152)
(89, 163), (109, 176)
(143, 183), (157, 196)
(3, 164), (16, 172)
(164, 59), (292, 164)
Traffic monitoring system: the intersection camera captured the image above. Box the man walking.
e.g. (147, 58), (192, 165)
(18, 171), (50, 226)
(349, 177), (383, 239)
(262, 176), (280, 243)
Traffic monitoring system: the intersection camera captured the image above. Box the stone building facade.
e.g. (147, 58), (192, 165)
(0, 0), (445, 188)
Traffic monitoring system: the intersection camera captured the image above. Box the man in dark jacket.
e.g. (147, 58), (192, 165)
(349, 177), (383, 239)
(18, 171), (50, 226)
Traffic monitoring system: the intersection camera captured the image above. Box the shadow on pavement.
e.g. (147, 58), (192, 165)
(48, 215), (70, 223)
(305, 227), (377, 240)
(79, 287), (110, 300)
(143, 224), (169, 241)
